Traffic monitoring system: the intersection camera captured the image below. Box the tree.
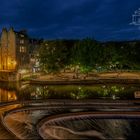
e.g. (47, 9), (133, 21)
(38, 40), (70, 73)
(71, 38), (101, 78)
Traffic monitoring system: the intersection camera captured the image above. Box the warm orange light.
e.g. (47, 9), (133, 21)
(0, 57), (17, 70)
(8, 92), (17, 101)
(13, 61), (17, 65)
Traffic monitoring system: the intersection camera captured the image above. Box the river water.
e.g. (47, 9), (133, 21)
(0, 82), (140, 139)
(0, 82), (139, 102)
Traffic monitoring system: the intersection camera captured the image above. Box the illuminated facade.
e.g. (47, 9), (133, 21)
(0, 27), (29, 71)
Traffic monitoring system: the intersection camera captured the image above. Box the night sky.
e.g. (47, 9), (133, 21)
(1, 0), (140, 41)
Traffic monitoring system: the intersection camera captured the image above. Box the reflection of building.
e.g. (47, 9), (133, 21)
(0, 27), (29, 71)
(0, 88), (17, 102)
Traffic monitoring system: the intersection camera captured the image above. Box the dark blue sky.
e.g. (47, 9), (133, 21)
(1, 0), (140, 41)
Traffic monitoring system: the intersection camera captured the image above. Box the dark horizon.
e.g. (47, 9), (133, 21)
(2, 26), (140, 43)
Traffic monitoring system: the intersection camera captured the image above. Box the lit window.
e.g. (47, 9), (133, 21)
(20, 34), (24, 37)
(20, 46), (26, 53)
(20, 40), (24, 44)
(20, 46), (22, 52)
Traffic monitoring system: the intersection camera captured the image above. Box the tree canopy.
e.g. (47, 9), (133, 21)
(38, 39), (140, 73)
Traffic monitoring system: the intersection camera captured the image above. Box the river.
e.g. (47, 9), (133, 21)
(0, 82), (140, 139)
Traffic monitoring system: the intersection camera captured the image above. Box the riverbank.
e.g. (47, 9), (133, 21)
(30, 78), (140, 85)
(30, 72), (140, 85)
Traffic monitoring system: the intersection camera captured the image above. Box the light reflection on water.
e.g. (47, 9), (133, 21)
(0, 88), (17, 102)
(0, 82), (140, 102)
(1, 82), (140, 139)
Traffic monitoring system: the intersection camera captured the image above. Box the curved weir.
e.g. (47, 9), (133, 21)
(38, 112), (140, 140)
(0, 101), (140, 140)
(0, 83), (140, 139)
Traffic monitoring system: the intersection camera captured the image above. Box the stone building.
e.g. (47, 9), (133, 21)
(0, 27), (29, 71)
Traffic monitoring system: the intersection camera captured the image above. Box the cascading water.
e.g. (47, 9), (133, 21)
(0, 82), (140, 139)
(38, 112), (139, 140)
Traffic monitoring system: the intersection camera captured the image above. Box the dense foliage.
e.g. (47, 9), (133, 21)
(38, 39), (140, 73)
(38, 40), (73, 73)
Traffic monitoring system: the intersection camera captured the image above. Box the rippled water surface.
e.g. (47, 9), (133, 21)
(1, 82), (140, 102)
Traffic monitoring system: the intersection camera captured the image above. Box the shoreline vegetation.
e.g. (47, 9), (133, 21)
(32, 38), (140, 84)
(38, 39), (140, 74)
(1, 38), (140, 82)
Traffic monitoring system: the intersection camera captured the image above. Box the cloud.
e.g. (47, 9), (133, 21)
(0, 0), (140, 40)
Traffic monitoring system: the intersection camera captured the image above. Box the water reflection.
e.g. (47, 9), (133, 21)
(0, 88), (17, 102)
(1, 82), (140, 139)
(0, 82), (140, 102)
(19, 84), (139, 100)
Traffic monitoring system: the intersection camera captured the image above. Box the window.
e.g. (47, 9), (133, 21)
(20, 46), (22, 52)
(20, 40), (24, 44)
(20, 46), (26, 53)
(20, 34), (24, 37)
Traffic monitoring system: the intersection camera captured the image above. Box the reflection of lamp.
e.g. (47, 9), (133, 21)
(8, 92), (17, 101)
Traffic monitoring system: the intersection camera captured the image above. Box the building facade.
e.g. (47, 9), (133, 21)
(0, 27), (29, 71)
